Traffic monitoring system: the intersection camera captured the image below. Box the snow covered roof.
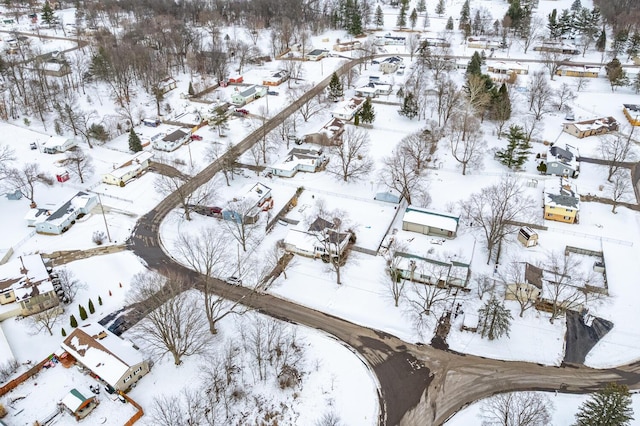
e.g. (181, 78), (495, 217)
(61, 388), (93, 413)
(0, 254), (53, 301)
(544, 177), (579, 210)
(61, 323), (145, 389)
(402, 206), (459, 233)
(107, 151), (153, 179)
(569, 117), (617, 133)
(31, 191), (97, 227)
(548, 144), (579, 169)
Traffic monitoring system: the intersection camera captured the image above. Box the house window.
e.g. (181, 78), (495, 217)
(134, 367), (142, 375)
(124, 375), (132, 383)
(563, 216), (571, 220)
(24, 299), (30, 304)
(4, 293), (11, 299)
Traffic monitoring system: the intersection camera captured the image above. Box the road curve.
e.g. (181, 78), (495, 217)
(125, 57), (640, 426)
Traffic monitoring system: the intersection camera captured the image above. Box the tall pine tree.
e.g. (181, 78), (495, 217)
(399, 92), (418, 120)
(574, 383), (634, 426)
(478, 296), (513, 340)
(359, 97), (376, 124)
(374, 5), (384, 28)
(435, 0), (445, 16)
(496, 125), (530, 169)
(446, 16), (454, 30)
(328, 72), (343, 102)
(409, 8), (418, 30)
(128, 128), (142, 152)
(41, 1), (56, 27)
(459, 0), (470, 30)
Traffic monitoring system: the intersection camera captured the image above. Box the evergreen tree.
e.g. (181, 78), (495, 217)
(359, 97), (376, 124)
(490, 83), (512, 133)
(398, 92), (418, 120)
(409, 8), (418, 30)
(128, 128), (142, 152)
(416, 0), (426, 13)
(558, 9), (573, 37)
(605, 58), (629, 92)
(596, 27), (607, 52)
(354, 112), (360, 126)
(478, 296), (513, 340)
(570, 0), (582, 12)
(328, 72), (343, 101)
(496, 125), (530, 169)
(349, 10), (363, 36)
(188, 81), (195, 96)
(88, 299), (95, 314)
(435, 0), (445, 16)
(445, 16), (454, 30)
(98, 296), (103, 305)
(574, 383), (634, 426)
(633, 73), (640, 94)
(505, 0), (524, 33)
(612, 29), (629, 57)
(61, 328), (67, 336)
(79, 304), (88, 320)
(466, 51), (483, 76)
(547, 9), (560, 39)
(396, 3), (407, 28)
(626, 31), (640, 60)
(70, 315), (78, 328)
(459, 0), (470, 30)
(41, 1), (56, 27)
(374, 5), (384, 28)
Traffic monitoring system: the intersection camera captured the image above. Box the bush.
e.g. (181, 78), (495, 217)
(61, 328), (66, 337)
(92, 230), (106, 245)
(88, 299), (95, 314)
(79, 304), (87, 320)
(70, 314), (78, 328)
(0, 403), (7, 418)
(98, 296), (103, 306)
(0, 359), (19, 384)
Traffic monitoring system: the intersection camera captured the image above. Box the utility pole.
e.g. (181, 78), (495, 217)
(96, 192), (112, 243)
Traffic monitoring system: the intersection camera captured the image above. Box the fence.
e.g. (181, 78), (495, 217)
(266, 188), (304, 233)
(121, 392), (145, 425)
(0, 355), (52, 397)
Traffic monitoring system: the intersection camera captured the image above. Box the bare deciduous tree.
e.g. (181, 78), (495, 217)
(406, 263), (458, 333)
(27, 306), (63, 336)
(541, 251), (592, 324)
(599, 132), (635, 182)
(433, 77), (463, 127)
(129, 271), (212, 365)
(60, 148), (95, 184)
(527, 71), (553, 121)
(222, 197), (262, 252)
(448, 113), (486, 175)
(480, 391), (553, 426)
(149, 388), (205, 426)
(5, 163), (54, 207)
(461, 175), (536, 264)
(309, 208), (354, 285)
(553, 83), (576, 112)
(498, 260), (536, 317)
(154, 171), (214, 221)
(326, 126), (374, 182)
(609, 170), (632, 213)
(0, 144), (16, 182)
(379, 140), (429, 205)
(383, 238), (409, 307)
(54, 267), (87, 303)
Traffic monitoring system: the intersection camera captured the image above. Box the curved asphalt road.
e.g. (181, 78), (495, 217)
(124, 57), (640, 426)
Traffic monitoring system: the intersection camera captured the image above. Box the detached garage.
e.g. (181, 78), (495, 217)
(402, 206), (459, 238)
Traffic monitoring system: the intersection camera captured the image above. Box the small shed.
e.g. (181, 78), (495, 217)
(517, 226), (539, 247)
(374, 190), (401, 204)
(60, 389), (98, 420)
(402, 206), (459, 238)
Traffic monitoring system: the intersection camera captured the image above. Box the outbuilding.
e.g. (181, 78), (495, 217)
(402, 206), (459, 238)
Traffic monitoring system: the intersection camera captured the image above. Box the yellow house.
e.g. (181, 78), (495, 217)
(555, 65), (600, 78)
(543, 177), (579, 224)
(505, 263), (543, 303)
(623, 104), (640, 126)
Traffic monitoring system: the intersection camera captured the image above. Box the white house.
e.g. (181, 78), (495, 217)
(268, 148), (326, 177)
(61, 323), (150, 392)
(355, 82), (392, 98)
(102, 151), (153, 186)
(283, 217), (351, 259)
(263, 70), (289, 86)
(158, 76), (177, 94)
(42, 137), (77, 154)
(231, 85), (267, 106)
(331, 97), (365, 121)
(25, 191), (98, 235)
(402, 206), (460, 238)
(305, 49), (328, 61)
(379, 56), (403, 74)
(152, 128), (190, 152)
(544, 144), (580, 178)
(392, 251), (471, 288)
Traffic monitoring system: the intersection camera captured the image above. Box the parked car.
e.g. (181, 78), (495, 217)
(267, 90), (279, 96)
(226, 276), (242, 286)
(210, 206), (222, 215)
(235, 108), (249, 116)
(190, 134), (203, 141)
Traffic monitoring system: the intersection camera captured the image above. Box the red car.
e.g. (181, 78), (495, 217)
(235, 108), (249, 115)
(190, 134), (203, 141)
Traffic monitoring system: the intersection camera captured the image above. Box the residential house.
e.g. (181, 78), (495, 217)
(102, 151), (154, 186)
(305, 49), (328, 61)
(61, 323), (150, 392)
(333, 40), (361, 52)
(555, 65), (600, 78)
(41, 60), (71, 77)
(623, 104), (640, 126)
(533, 41), (579, 54)
(25, 191), (98, 235)
(563, 117), (618, 138)
(42, 137), (77, 154)
(304, 117), (346, 146)
(228, 75), (244, 84)
(231, 85), (267, 106)
(0, 254), (59, 321)
(504, 262), (543, 303)
(373, 34), (406, 46)
(544, 177), (580, 224)
(60, 389), (99, 420)
(355, 82), (393, 98)
(467, 38), (503, 49)
(152, 128), (190, 152)
(283, 217), (352, 259)
(331, 97), (365, 121)
(263, 70), (289, 86)
(392, 251), (471, 288)
(420, 38), (451, 49)
(268, 148), (327, 178)
(402, 206), (459, 238)
(222, 182), (273, 223)
(544, 144), (580, 178)
(487, 61), (529, 75)
(379, 56), (403, 74)
(158, 76), (177, 94)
